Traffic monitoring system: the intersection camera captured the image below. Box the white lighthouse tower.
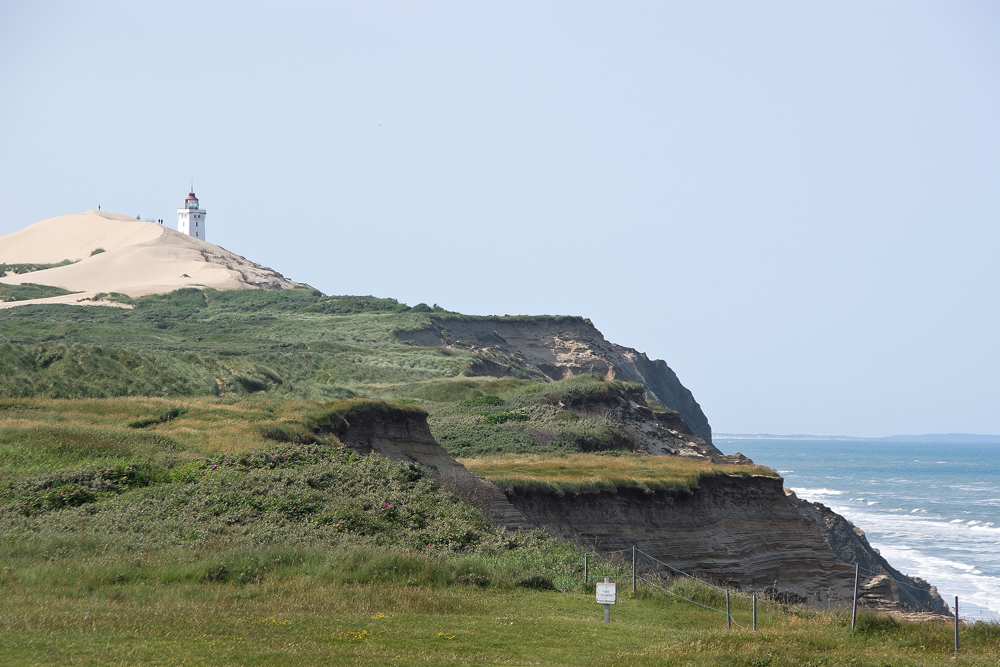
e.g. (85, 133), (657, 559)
(177, 188), (206, 241)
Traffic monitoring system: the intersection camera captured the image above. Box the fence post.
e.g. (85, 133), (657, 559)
(851, 563), (859, 632)
(726, 590), (732, 630)
(632, 546), (636, 594)
(584, 553), (588, 585)
(955, 596), (959, 655)
(752, 593), (757, 631)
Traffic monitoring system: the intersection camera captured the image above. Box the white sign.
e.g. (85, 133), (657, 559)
(596, 582), (617, 605)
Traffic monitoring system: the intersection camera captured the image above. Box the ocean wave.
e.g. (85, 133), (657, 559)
(873, 544), (1000, 621)
(827, 504), (1000, 537)
(789, 487), (843, 496)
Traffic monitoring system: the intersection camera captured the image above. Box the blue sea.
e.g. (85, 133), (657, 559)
(716, 437), (1000, 622)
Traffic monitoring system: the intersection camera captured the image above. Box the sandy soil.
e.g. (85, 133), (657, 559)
(0, 211), (306, 308)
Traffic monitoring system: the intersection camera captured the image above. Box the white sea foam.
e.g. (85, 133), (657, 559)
(873, 544), (1000, 622)
(789, 487), (843, 496)
(816, 503), (1000, 620)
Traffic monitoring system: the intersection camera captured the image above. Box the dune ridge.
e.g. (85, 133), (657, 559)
(0, 211), (307, 308)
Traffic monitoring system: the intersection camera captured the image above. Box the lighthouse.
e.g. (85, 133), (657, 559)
(177, 190), (206, 241)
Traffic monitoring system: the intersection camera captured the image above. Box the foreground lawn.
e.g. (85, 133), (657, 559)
(1, 575), (996, 666)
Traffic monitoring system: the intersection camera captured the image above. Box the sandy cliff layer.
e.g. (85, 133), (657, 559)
(398, 316), (714, 444)
(0, 211), (306, 307)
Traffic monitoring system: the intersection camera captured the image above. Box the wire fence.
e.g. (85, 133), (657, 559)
(582, 544), (977, 652)
(584, 546), (754, 630)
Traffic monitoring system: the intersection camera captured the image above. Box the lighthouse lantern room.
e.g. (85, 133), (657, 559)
(177, 190), (206, 241)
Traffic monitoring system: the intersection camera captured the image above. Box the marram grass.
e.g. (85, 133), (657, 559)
(460, 452), (779, 494)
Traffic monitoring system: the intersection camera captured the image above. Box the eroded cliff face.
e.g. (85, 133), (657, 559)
(326, 404), (526, 530)
(397, 316), (714, 444)
(788, 493), (948, 614)
(551, 382), (743, 463)
(503, 475), (948, 614)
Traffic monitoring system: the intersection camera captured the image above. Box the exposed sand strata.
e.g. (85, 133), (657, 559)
(550, 381), (730, 461)
(397, 316), (714, 444)
(0, 211), (307, 307)
(323, 404), (526, 531)
(503, 474), (949, 614)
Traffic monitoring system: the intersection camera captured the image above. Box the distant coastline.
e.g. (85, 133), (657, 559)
(716, 433), (1000, 444)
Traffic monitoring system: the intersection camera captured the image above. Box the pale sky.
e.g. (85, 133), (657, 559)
(1, 1), (998, 437)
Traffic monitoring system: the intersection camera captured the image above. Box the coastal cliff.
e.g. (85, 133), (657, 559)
(330, 403), (948, 615)
(397, 315), (714, 444)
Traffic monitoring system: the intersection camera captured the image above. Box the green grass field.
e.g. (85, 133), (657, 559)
(1, 547), (997, 666)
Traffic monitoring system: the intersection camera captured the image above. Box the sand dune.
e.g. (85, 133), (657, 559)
(0, 211), (306, 308)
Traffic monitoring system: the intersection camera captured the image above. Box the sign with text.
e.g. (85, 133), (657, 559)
(596, 582), (617, 605)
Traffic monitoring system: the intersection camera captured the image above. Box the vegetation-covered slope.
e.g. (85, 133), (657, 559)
(0, 289), (713, 461)
(0, 289), (469, 400)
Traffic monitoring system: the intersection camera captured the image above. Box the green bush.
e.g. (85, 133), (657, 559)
(458, 395), (504, 408)
(516, 574), (556, 590)
(37, 484), (95, 509)
(482, 411), (529, 425)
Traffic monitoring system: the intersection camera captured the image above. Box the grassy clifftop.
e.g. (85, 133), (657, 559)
(462, 452), (777, 495)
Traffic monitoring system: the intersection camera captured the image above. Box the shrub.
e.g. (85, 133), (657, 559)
(516, 574), (556, 590)
(37, 484), (95, 509)
(482, 411), (529, 426)
(458, 395), (504, 408)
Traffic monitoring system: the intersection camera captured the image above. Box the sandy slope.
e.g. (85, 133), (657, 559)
(0, 211), (306, 308)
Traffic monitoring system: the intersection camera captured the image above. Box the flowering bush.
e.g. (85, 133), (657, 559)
(4, 462), (163, 513)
